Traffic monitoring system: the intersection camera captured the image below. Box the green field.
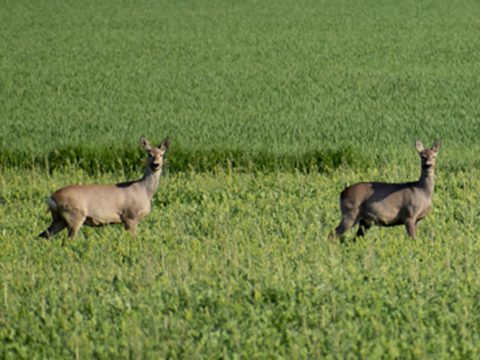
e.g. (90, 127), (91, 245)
(2, 0), (480, 358)
(2, 0), (480, 172)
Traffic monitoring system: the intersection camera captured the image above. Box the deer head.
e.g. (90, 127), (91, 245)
(416, 139), (441, 174)
(140, 136), (170, 172)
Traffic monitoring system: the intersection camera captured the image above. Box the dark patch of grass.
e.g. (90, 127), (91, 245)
(0, 144), (360, 175)
(169, 145), (359, 173)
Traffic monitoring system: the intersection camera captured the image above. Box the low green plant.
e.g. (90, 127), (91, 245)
(1, 167), (480, 358)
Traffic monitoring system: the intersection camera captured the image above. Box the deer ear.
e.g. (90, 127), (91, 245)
(415, 140), (424, 153)
(159, 137), (170, 151)
(140, 136), (151, 151)
(431, 139), (441, 153)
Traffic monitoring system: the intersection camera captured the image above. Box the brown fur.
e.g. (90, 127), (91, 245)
(39, 137), (169, 240)
(330, 139), (441, 240)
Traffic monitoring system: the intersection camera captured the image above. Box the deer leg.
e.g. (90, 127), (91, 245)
(122, 218), (139, 237)
(356, 219), (372, 238)
(62, 210), (86, 239)
(67, 222), (84, 239)
(405, 219), (417, 239)
(39, 220), (67, 239)
(39, 211), (67, 239)
(329, 213), (357, 240)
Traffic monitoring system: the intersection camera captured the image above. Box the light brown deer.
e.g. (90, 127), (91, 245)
(330, 139), (441, 240)
(39, 137), (170, 239)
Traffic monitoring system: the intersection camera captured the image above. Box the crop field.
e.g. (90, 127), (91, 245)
(2, 0), (480, 358)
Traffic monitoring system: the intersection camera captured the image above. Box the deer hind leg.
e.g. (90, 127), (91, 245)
(40, 220), (67, 239)
(39, 219), (67, 239)
(39, 212), (67, 239)
(329, 211), (359, 240)
(356, 219), (372, 238)
(61, 210), (86, 239)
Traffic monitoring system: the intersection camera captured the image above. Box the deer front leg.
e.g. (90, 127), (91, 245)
(122, 217), (139, 237)
(405, 218), (417, 239)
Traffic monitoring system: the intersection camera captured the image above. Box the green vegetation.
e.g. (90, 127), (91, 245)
(2, 168), (480, 358)
(1, 0), (480, 357)
(1, 0), (480, 172)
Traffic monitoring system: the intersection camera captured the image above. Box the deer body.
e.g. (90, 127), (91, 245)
(39, 137), (169, 239)
(331, 140), (440, 240)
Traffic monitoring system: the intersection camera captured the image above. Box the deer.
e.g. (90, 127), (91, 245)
(329, 139), (441, 240)
(39, 136), (170, 240)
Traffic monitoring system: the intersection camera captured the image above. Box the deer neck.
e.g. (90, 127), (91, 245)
(140, 167), (162, 200)
(418, 167), (435, 196)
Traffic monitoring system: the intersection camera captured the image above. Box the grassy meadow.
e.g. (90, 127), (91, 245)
(2, 0), (480, 358)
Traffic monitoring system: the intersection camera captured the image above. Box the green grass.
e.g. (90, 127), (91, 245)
(1, 0), (480, 172)
(2, 167), (480, 358)
(2, 0), (480, 357)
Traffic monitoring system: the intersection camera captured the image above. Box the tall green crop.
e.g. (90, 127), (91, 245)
(1, 0), (480, 172)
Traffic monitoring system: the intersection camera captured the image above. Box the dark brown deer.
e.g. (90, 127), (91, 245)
(39, 137), (169, 239)
(330, 139), (441, 240)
